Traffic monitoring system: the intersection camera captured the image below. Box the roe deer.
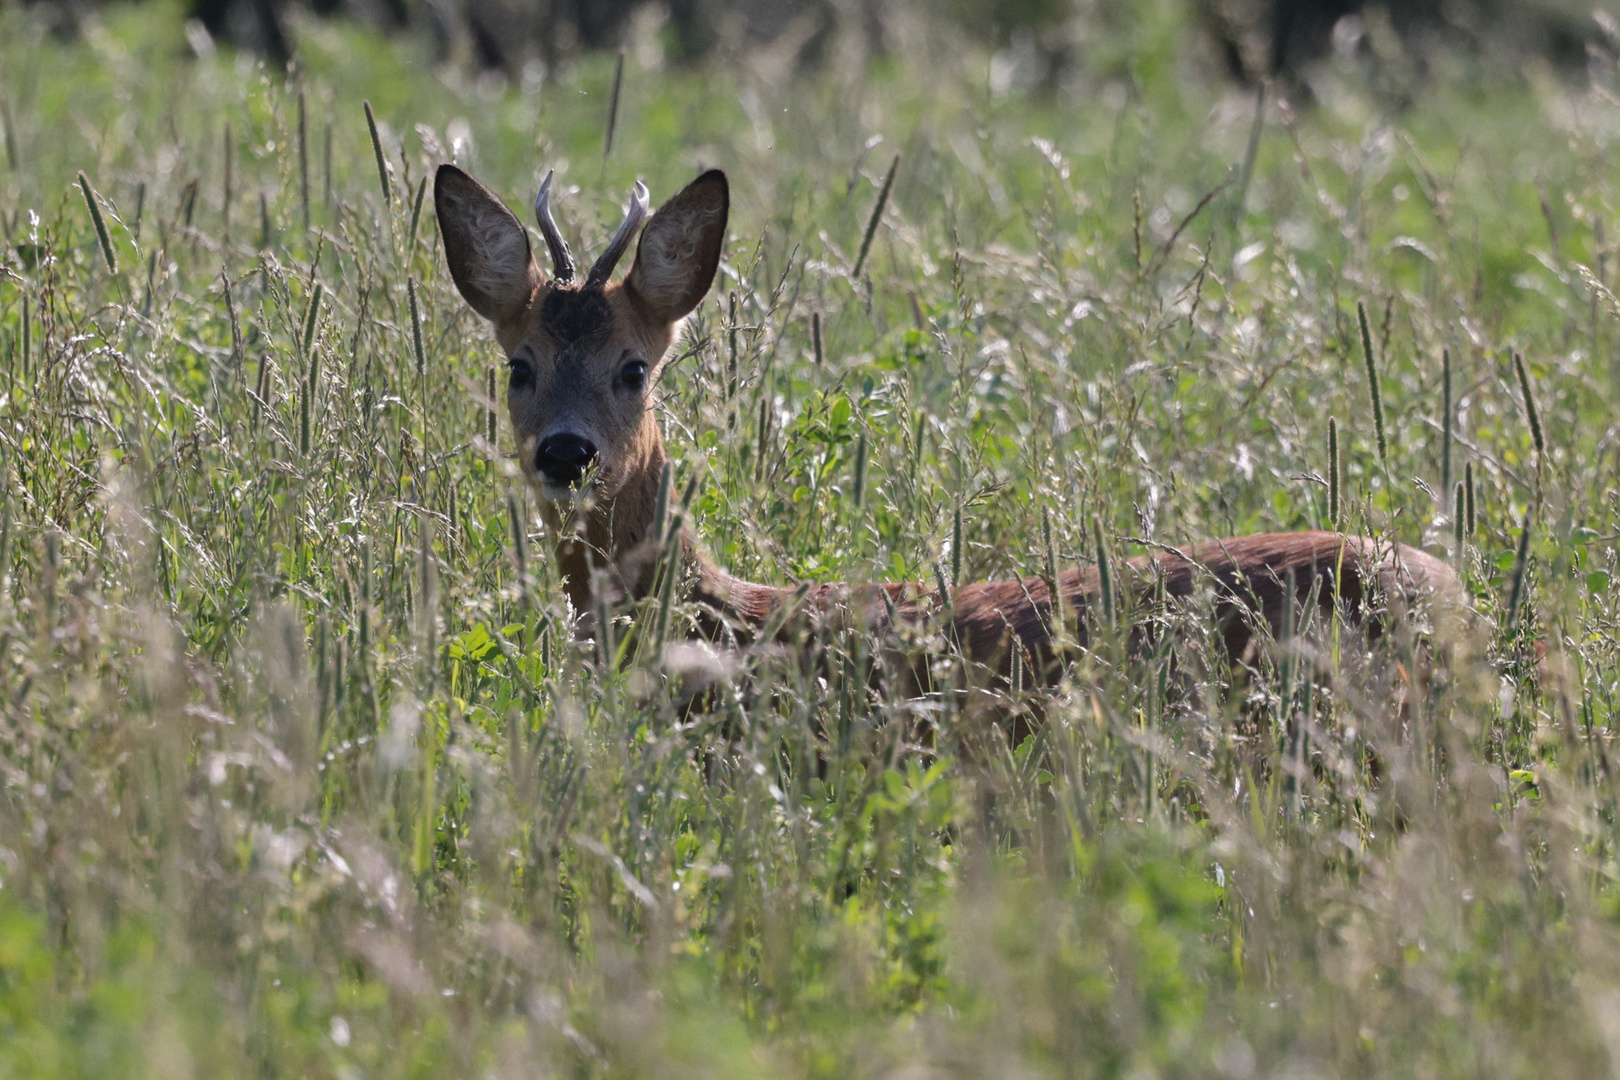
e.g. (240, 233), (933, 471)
(434, 163), (1464, 694)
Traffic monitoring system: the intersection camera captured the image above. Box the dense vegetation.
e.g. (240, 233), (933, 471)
(0, 2), (1618, 1075)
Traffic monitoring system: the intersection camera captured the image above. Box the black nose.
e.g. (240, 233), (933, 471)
(535, 433), (598, 485)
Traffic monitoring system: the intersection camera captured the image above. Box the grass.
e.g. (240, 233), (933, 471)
(0, 1), (1619, 1076)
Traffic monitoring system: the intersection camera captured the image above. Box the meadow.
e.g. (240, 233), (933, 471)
(0, 2), (1618, 1075)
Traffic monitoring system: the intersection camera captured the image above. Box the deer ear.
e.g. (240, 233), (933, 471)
(624, 169), (728, 323)
(435, 164), (542, 324)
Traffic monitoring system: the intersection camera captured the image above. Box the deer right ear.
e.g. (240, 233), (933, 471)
(435, 164), (542, 324)
(624, 169), (729, 324)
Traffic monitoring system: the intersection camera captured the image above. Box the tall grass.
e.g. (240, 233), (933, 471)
(0, 3), (1616, 1077)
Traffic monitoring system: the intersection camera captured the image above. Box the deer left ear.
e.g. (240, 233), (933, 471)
(624, 169), (728, 324)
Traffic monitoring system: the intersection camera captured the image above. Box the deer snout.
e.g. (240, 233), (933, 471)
(535, 433), (599, 486)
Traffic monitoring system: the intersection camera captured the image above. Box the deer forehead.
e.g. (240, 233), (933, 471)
(497, 283), (673, 365)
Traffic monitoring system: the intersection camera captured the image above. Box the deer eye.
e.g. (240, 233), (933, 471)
(508, 353), (535, 392)
(618, 358), (648, 392)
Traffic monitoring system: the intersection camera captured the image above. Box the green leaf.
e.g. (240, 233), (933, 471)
(830, 395), (852, 429)
(884, 768), (908, 804)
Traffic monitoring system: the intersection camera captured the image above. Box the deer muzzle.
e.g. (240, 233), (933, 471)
(534, 432), (599, 491)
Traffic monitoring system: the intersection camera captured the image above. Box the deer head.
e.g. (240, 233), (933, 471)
(435, 164), (728, 607)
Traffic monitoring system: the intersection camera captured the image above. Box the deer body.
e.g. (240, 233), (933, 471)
(435, 164), (1462, 693)
(690, 528), (1454, 687)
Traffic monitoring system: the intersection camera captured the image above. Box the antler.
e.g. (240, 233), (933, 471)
(533, 170), (576, 283)
(586, 180), (650, 287)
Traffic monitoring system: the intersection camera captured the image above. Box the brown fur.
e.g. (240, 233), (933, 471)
(436, 164), (1466, 699)
(685, 530), (1461, 688)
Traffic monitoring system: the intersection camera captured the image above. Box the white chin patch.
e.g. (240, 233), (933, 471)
(538, 480), (579, 504)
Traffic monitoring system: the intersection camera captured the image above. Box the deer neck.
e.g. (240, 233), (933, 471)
(538, 414), (665, 616)
(537, 414), (782, 631)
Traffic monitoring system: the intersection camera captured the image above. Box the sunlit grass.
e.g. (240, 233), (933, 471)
(0, 2), (1618, 1076)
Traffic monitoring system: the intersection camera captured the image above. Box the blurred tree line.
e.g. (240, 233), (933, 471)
(48, 0), (1609, 93)
(1201, 0), (1599, 85)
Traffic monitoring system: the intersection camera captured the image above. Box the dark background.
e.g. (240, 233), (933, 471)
(37, 0), (1613, 96)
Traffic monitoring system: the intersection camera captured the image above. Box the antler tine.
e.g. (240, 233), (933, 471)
(534, 170), (576, 283)
(586, 180), (650, 288)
